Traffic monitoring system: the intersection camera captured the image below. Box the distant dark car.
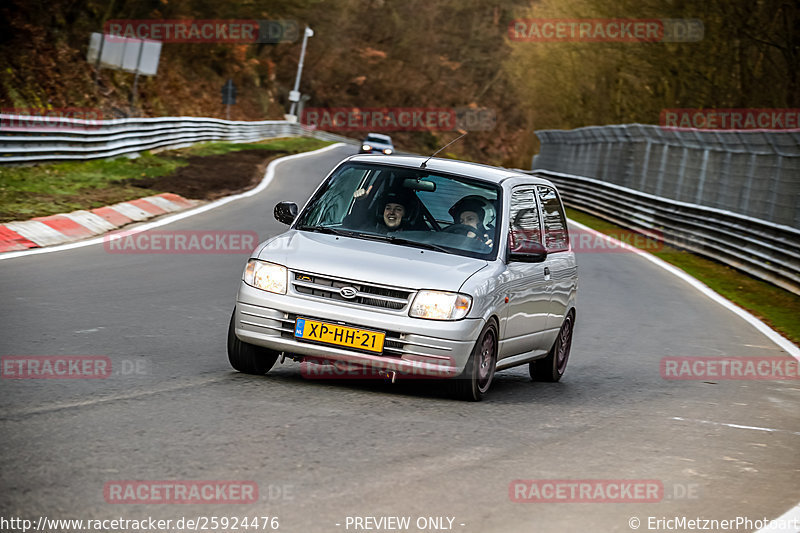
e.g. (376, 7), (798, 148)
(359, 133), (394, 155)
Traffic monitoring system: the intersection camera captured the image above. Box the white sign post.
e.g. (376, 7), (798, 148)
(87, 33), (162, 113)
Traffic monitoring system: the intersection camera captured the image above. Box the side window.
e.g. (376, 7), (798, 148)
(537, 185), (569, 252)
(508, 186), (542, 252)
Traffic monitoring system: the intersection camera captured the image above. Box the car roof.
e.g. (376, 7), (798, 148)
(364, 133), (392, 142)
(346, 154), (552, 186)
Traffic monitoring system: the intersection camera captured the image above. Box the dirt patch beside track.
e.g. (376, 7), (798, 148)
(123, 149), (287, 201)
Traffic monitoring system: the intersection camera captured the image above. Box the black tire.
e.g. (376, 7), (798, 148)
(227, 309), (279, 375)
(450, 321), (498, 401)
(530, 311), (574, 382)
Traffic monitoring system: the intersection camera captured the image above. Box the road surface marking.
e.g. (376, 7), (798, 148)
(671, 416), (800, 436)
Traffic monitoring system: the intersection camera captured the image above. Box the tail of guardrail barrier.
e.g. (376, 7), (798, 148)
(530, 124), (800, 295)
(0, 115), (359, 164)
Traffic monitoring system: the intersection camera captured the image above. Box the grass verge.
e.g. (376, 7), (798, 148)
(175, 137), (333, 157)
(566, 207), (800, 346)
(0, 137), (332, 223)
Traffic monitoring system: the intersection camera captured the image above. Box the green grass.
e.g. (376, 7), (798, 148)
(177, 137), (331, 157)
(566, 207), (800, 346)
(0, 137), (331, 222)
(0, 153), (184, 222)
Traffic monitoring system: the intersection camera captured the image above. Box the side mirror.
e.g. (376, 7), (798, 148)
(274, 202), (298, 225)
(508, 240), (547, 263)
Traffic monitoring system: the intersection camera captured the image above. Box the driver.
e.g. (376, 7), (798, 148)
(380, 191), (409, 232)
(449, 197), (493, 247)
(348, 186), (415, 234)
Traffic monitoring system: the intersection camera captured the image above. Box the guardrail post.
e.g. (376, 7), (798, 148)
(639, 139), (653, 192)
(767, 157), (783, 222)
(674, 146), (690, 202)
(654, 142), (670, 196)
(718, 150), (733, 209)
(738, 153), (759, 214)
(694, 148), (711, 204)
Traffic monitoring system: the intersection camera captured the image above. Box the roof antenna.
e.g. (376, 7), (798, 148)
(420, 130), (468, 169)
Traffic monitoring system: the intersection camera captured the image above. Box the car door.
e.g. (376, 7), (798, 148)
(537, 184), (578, 346)
(497, 185), (552, 359)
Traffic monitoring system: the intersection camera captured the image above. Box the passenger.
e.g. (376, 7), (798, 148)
(449, 197), (493, 246)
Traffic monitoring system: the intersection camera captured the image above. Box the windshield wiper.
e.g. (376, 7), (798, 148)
(352, 232), (450, 253)
(296, 225), (356, 237)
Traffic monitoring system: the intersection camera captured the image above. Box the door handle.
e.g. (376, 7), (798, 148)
(544, 266), (551, 280)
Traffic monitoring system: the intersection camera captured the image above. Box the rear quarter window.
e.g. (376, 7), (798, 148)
(537, 185), (569, 252)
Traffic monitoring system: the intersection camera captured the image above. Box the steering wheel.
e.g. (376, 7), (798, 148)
(443, 224), (478, 237)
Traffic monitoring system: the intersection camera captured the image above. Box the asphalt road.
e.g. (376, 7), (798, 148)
(1, 144), (798, 533)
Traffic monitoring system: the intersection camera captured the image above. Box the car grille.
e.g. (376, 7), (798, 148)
(290, 270), (413, 311)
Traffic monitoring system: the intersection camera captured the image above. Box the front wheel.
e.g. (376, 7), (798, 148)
(530, 311), (574, 382)
(450, 321), (498, 401)
(227, 309), (279, 375)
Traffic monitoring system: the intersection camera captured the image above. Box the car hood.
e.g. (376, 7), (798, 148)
(255, 230), (487, 291)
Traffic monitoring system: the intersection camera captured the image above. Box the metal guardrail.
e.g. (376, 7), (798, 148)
(527, 168), (800, 296)
(0, 115), (360, 164)
(533, 124), (800, 229)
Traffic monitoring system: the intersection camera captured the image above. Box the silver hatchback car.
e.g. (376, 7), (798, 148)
(228, 155), (578, 400)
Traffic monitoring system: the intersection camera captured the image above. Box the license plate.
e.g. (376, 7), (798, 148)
(294, 318), (385, 353)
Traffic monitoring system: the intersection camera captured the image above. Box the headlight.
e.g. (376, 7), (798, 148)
(243, 260), (287, 294)
(383, 148), (393, 155)
(409, 290), (472, 320)
(362, 144), (372, 151)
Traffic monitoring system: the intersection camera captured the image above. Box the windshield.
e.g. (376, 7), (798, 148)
(365, 135), (391, 144)
(295, 162), (501, 260)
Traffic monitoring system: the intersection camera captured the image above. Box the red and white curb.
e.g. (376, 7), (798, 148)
(0, 193), (198, 252)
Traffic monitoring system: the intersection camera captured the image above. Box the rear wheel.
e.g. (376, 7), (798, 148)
(530, 311), (574, 382)
(227, 309), (279, 375)
(450, 322), (498, 401)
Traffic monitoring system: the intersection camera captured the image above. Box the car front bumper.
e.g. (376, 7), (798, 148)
(234, 284), (483, 377)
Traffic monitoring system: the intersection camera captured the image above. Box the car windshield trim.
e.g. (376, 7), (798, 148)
(350, 232), (451, 253)
(295, 224), (358, 238)
(297, 226), (452, 254)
